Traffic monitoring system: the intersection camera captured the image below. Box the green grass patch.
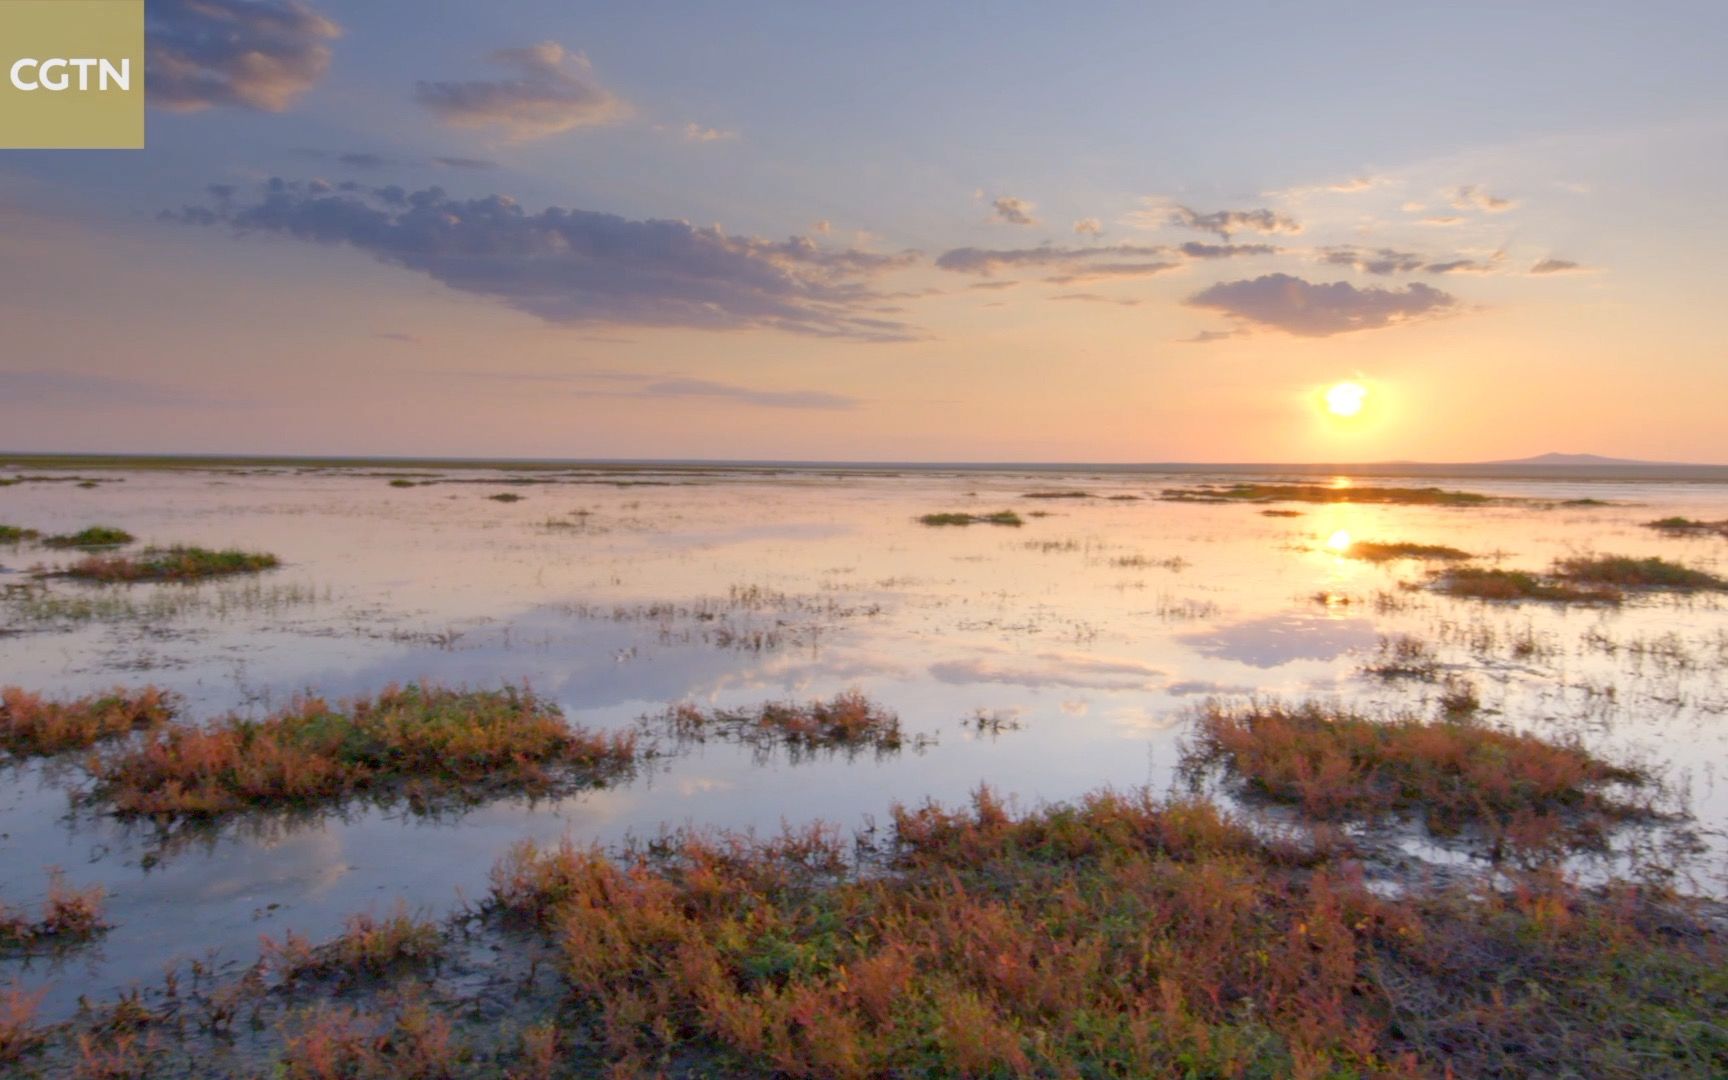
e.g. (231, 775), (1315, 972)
(1163, 482), (1495, 506)
(1346, 540), (1473, 562)
(40, 525), (133, 549)
(1437, 567), (1622, 604)
(0, 525), (40, 544)
(1555, 554), (1727, 591)
(917, 510), (1023, 527)
(62, 546), (281, 583)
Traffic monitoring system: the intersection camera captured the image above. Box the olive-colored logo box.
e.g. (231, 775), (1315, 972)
(1, 0), (143, 149)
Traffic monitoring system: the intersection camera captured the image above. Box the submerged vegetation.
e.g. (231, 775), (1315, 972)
(85, 683), (637, 820)
(1189, 700), (1653, 854)
(40, 525), (133, 549)
(0, 870), (107, 953)
(61, 545), (282, 583)
(1163, 482), (1495, 506)
(1555, 554), (1728, 591)
(653, 690), (914, 757)
(0, 686), (176, 758)
(916, 510), (1023, 527)
(1437, 566), (1623, 604)
(1345, 540), (1472, 562)
(1644, 516), (1728, 537)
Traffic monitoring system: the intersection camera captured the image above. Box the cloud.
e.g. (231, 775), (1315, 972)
(148, 0), (341, 112)
(990, 196), (1037, 226)
(168, 179), (923, 341)
(681, 122), (738, 143)
(934, 242), (1171, 276)
(1045, 261), (1179, 284)
(296, 149), (501, 172)
(1320, 246), (1426, 275)
(415, 41), (628, 139)
(1177, 241), (1279, 259)
(1529, 258), (1587, 275)
(1050, 293), (1142, 306)
(1419, 215), (1464, 226)
(1185, 273), (1458, 337)
(1450, 185), (1516, 212)
(1177, 328), (1246, 344)
(0, 370), (219, 408)
(1425, 254), (1503, 275)
(1163, 204), (1302, 240)
(1072, 217), (1102, 236)
(1327, 176), (1379, 193)
(611, 377), (858, 409)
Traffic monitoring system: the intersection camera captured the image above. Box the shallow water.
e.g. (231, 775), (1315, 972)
(3, 465), (1727, 1018)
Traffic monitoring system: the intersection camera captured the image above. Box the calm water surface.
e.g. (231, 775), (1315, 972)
(3, 466), (1726, 1017)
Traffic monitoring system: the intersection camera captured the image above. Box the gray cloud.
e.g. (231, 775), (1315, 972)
(1072, 217), (1102, 236)
(431, 156), (498, 170)
(1186, 273), (1458, 337)
(1178, 328), (1246, 344)
(935, 243), (1171, 276)
(1530, 258), (1585, 275)
(1167, 205), (1301, 240)
(0, 370), (221, 408)
(168, 179), (922, 341)
(1177, 241), (1279, 259)
(415, 42), (627, 139)
(297, 149), (501, 172)
(148, 0), (340, 113)
(614, 377), (858, 410)
(1050, 293), (1142, 306)
(1046, 261), (1179, 284)
(1320, 246), (1426, 275)
(1451, 185), (1516, 213)
(990, 196), (1037, 226)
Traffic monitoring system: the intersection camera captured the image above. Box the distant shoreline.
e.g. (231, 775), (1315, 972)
(5, 451), (1728, 483)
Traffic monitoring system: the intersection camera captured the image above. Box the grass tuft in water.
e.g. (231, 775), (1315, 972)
(62, 546), (281, 583)
(0, 870), (108, 953)
(41, 525), (133, 549)
(0, 686), (176, 758)
(86, 682), (637, 820)
(1188, 699), (1652, 854)
(1346, 540), (1472, 562)
(917, 510), (1022, 527)
(1437, 567), (1622, 604)
(1554, 554), (1727, 591)
(656, 690), (911, 757)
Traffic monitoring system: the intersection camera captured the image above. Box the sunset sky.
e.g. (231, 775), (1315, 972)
(2, 0), (1725, 462)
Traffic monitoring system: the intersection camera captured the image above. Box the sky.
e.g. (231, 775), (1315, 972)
(2, 0), (1725, 463)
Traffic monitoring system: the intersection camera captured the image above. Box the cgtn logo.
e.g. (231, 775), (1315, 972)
(0, 0), (143, 149)
(9, 57), (132, 93)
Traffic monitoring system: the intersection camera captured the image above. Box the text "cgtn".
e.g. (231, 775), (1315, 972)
(9, 58), (131, 92)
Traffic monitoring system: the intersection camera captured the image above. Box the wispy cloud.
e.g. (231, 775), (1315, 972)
(1186, 273), (1458, 337)
(1529, 258), (1589, 275)
(0, 370), (224, 408)
(616, 377), (859, 410)
(934, 243), (1171, 276)
(990, 195), (1038, 226)
(1450, 185), (1516, 213)
(680, 122), (738, 143)
(1045, 262), (1179, 285)
(1321, 246), (1502, 276)
(415, 42), (628, 140)
(1072, 217), (1102, 236)
(1049, 293), (1142, 306)
(1150, 203), (1302, 240)
(148, 0), (341, 112)
(168, 179), (923, 341)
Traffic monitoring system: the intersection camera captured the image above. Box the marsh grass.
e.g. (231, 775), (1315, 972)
(262, 902), (443, 985)
(1644, 516), (1728, 537)
(62, 546), (281, 583)
(1163, 483), (1495, 506)
(86, 683), (637, 820)
(917, 510), (1023, 527)
(487, 493), (526, 503)
(1361, 634), (1442, 680)
(1020, 490), (1092, 499)
(655, 690), (915, 758)
(1188, 700), (1653, 855)
(41, 526), (134, 549)
(1, 686), (176, 758)
(1437, 567), (1622, 604)
(0, 983), (44, 1065)
(484, 787), (1725, 1078)
(2, 580), (321, 624)
(0, 870), (108, 952)
(1555, 554), (1727, 591)
(1346, 541), (1472, 562)
(0, 525), (40, 544)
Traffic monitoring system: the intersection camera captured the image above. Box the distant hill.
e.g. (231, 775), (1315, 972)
(1487, 452), (1677, 467)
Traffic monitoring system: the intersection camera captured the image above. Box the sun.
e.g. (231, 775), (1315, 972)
(1324, 381), (1367, 417)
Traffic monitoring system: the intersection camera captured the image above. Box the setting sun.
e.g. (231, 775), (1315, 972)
(1325, 381), (1368, 417)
